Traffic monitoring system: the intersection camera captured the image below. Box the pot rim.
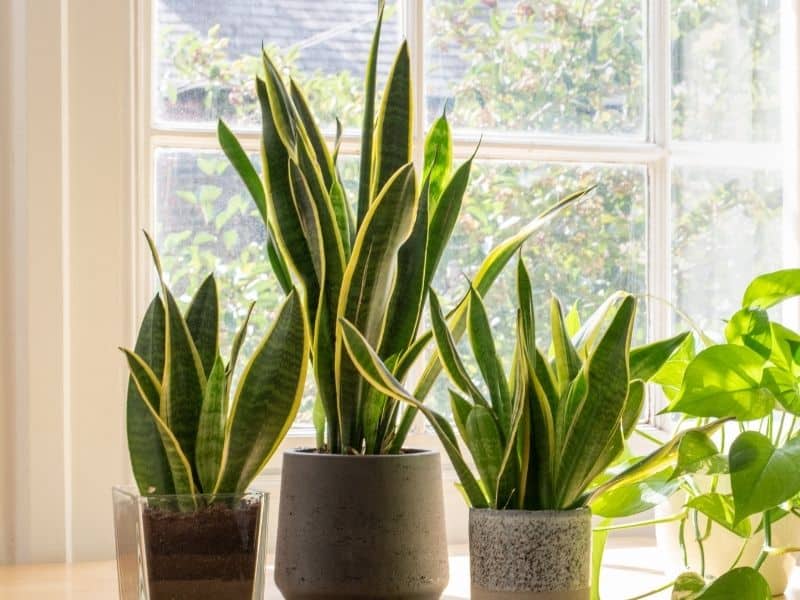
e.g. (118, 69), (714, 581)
(111, 485), (268, 501)
(284, 447), (439, 459)
(470, 507), (591, 518)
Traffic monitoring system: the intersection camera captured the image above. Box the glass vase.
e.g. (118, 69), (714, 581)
(112, 487), (268, 600)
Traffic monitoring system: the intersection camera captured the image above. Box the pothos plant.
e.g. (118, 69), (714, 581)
(121, 232), (308, 503)
(218, 2), (591, 454)
(647, 268), (800, 598)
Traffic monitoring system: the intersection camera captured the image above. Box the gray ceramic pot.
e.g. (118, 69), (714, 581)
(275, 449), (449, 599)
(469, 508), (591, 600)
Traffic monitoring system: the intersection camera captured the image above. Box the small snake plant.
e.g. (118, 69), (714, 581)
(121, 232), (308, 502)
(341, 257), (727, 510)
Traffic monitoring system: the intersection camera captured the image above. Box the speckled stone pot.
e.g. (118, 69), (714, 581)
(275, 449), (449, 599)
(469, 508), (591, 600)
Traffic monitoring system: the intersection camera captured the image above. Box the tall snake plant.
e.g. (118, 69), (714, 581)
(219, 2), (591, 454)
(122, 233), (308, 502)
(341, 257), (729, 509)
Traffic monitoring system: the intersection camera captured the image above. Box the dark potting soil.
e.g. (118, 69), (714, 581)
(142, 498), (261, 600)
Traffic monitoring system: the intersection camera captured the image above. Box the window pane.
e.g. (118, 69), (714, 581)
(671, 166), (782, 334)
(671, 0), (781, 143)
(154, 0), (401, 130)
(154, 149), (360, 427)
(425, 1), (646, 137)
(426, 161), (647, 414)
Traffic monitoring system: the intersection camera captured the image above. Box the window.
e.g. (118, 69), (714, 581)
(141, 0), (796, 430)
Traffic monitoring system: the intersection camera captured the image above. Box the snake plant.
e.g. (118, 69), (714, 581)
(341, 257), (728, 509)
(218, 2), (591, 454)
(121, 232), (308, 501)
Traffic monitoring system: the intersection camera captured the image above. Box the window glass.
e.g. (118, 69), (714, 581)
(155, 0), (401, 130)
(425, 0), (646, 137)
(671, 166), (783, 334)
(671, 0), (781, 142)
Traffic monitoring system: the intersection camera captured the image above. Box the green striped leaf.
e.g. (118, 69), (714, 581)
(338, 317), (488, 507)
(219, 119), (293, 292)
(313, 287), (340, 452)
(295, 139), (346, 310)
(357, 0), (385, 226)
(423, 112), (452, 208)
(195, 356), (226, 493)
(527, 351), (558, 508)
(217, 119), (266, 221)
(465, 405), (508, 508)
(450, 390), (472, 443)
(424, 155), (473, 289)
(557, 295), (636, 507)
(329, 171), (354, 257)
(572, 292), (629, 358)
(257, 77), (319, 308)
(429, 290), (488, 408)
(391, 187), (593, 452)
(379, 174), (430, 359)
(267, 223), (294, 294)
(585, 419), (731, 505)
(121, 349), (196, 499)
(288, 159), (326, 284)
(261, 52), (296, 153)
(621, 380), (644, 438)
(333, 118), (343, 164)
(144, 233), (205, 471)
(186, 273), (219, 378)
(498, 314), (529, 508)
(517, 258), (537, 363)
(551, 295), (581, 395)
(126, 296), (173, 495)
(335, 163), (418, 449)
(215, 291), (308, 493)
(363, 355), (398, 454)
(226, 301), (254, 404)
(289, 79), (335, 191)
(468, 286), (512, 434)
(370, 41), (412, 202)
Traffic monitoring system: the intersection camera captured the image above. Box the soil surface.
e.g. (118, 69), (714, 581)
(142, 498), (261, 600)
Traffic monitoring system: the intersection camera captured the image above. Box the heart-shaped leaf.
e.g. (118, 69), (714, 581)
(671, 431), (728, 480)
(730, 432), (800, 522)
(686, 493), (750, 537)
(688, 567), (770, 599)
(742, 269), (800, 310)
(666, 345), (776, 421)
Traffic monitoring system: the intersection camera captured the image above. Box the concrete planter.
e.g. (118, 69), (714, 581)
(275, 449), (449, 599)
(469, 508), (591, 600)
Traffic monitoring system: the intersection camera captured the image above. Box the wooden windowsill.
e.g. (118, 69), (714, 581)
(0, 538), (797, 599)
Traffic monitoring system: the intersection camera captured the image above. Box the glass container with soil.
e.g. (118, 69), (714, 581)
(112, 487), (268, 600)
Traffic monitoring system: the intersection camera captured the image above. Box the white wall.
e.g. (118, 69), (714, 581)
(2, 0), (134, 564)
(0, 0), (14, 568)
